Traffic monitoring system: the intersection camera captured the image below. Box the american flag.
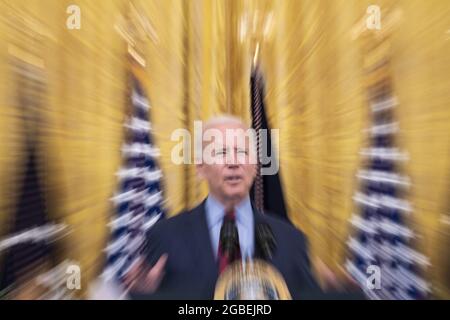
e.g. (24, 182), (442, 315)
(345, 94), (431, 299)
(101, 73), (165, 286)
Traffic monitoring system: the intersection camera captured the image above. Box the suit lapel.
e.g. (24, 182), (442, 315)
(252, 204), (270, 261)
(189, 200), (219, 280)
(252, 204), (281, 269)
(251, 203), (266, 225)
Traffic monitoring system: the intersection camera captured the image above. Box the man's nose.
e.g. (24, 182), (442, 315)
(226, 150), (240, 166)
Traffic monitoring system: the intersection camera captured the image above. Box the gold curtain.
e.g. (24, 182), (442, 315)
(0, 0), (449, 298)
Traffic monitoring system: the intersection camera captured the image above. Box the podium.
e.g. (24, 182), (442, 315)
(214, 259), (291, 300)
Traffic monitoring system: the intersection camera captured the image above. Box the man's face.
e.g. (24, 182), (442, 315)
(197, 122), (257, 204)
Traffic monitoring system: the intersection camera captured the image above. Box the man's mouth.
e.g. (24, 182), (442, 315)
(224, 175), (243, 183)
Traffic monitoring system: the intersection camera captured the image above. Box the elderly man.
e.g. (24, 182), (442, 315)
(129, 115), (322, 299)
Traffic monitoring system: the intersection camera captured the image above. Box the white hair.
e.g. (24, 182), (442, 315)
(202, 114), (250, 132)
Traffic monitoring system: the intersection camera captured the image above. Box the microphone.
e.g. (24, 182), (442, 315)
(255, 223), (276, 260)
(219, 216), (240, 260)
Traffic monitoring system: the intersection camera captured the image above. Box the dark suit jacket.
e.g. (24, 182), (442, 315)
(130, 199), (322, 300)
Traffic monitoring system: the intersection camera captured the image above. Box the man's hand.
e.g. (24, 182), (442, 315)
(124, 254), (168, 294)
(313, 257), (358, 292)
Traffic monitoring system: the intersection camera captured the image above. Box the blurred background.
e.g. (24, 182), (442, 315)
(0, 0), (449, 299)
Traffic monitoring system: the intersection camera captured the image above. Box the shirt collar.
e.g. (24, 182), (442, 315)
(205, 195), (253, 229)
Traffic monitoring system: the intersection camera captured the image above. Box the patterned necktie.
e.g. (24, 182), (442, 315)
(218, 209), (241, 274)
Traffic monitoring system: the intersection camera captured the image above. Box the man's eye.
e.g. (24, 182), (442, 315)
(237, 150), (248, 155)
(215, 150), (226, 156)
